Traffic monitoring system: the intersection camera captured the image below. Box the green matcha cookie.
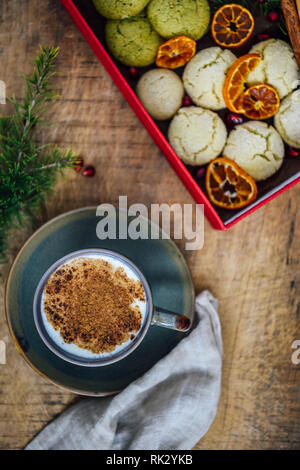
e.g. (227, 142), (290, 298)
(93, 0), (151, 19)
(105, 14), (163, 67)
(147, 0), (210, 40)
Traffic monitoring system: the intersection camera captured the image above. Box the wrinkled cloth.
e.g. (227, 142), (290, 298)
(26, 290), (223, 450)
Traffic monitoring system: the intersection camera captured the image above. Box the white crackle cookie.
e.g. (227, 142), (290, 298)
(274, 90), (300, 148)
(248, 39), (299, 99)
(168, 106), (227, 165)
(223, 121), (284, 181)
(183, 47), (237, 110)
(137, 69), (184, 120)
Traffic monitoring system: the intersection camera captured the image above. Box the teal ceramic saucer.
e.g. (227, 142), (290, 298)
(5, 207), (195, 396)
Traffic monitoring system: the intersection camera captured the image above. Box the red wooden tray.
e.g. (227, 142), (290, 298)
(59, 0), (300, 230)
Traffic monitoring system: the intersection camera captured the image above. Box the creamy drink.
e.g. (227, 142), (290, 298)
(41, 254), (147, 360)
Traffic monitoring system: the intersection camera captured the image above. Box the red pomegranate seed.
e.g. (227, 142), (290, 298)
(182, 96), (192, 107)
(226, 113), (244, 128)
(257, 33), (270, 42)
(129, 67), (139, 79)
(268, 11), (279, 22)
(74, 157), (84, 173)
(287, 148), (299, 157)
(196, 167), (205, 180)
(82, 165), (96, 177)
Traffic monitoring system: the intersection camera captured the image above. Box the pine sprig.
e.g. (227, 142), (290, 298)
(14, 47), (60, 163)
(0, 46), (77, 262)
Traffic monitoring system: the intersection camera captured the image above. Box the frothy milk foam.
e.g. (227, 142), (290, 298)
(41, 254), (148, 359)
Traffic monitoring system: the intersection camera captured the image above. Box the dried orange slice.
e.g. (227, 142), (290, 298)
(206, 157), (257, 210)
(242, 83), (280, 120)
(223, 53), (261, 113)
(156, 36), (196, 69)
(211, 3), (254, 48)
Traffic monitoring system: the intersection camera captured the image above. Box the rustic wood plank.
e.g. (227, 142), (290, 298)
(0, 0), (299, 450)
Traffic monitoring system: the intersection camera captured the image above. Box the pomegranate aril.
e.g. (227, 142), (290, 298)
(74, 157), (84, 173)
(82, 165), (96, 177)
(226, 113), (244, 128)
(129, 67), (139, 79)
(182, 95), (192, 107)
(257, 33), (270, 42)
(287, 148), (299, 157)
(268, 11), (279, 22)
(196, 167), (205, 180)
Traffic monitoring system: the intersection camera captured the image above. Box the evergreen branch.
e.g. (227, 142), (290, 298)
(0, 47), (78, 262)
(14, 47), (59, 162)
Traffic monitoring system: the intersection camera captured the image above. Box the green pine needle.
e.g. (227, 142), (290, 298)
(0, 46), (78, 262)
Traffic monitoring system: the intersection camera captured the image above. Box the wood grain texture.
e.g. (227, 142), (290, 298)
(281, 0), (300, 67)
(296, 0), (300, 17)
(0, 0), (299, 450)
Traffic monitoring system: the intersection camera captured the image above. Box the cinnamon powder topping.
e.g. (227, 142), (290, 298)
(43, 257), (146, 354)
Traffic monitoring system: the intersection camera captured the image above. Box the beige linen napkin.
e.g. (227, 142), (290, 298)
(26, 290), (223, 450)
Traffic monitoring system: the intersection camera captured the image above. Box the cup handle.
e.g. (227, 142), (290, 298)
(151, 306), (191, 332)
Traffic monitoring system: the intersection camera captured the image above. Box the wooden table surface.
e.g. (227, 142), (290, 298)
(0, 0), (299, 450)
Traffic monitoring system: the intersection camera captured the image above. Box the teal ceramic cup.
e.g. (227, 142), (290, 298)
(33, 248), (191, 368)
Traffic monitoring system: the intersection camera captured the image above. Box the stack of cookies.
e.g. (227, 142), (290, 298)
(92, 0), (300, 210)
